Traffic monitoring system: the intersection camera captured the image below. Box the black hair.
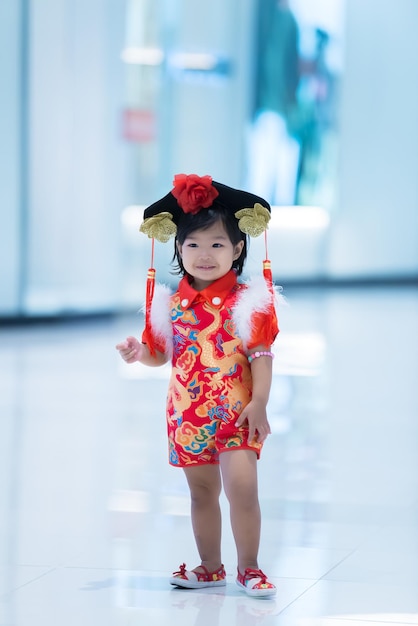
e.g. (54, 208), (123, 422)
(172, 205), (248, 276)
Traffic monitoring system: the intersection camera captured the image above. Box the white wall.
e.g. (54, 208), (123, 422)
(0, 0), (23, 315)
(327, 0), (418, 278)
(24, 0), (128, 314)
(160, 0), (254, 188)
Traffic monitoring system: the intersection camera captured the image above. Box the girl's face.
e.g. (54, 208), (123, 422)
(177, 220), (244, 291)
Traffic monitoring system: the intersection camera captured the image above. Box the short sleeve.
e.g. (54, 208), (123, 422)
(247, 307), (279, 351)
(141, 326), (167, 356)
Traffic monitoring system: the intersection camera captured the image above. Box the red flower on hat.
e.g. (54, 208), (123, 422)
(171, 174), (219, 214)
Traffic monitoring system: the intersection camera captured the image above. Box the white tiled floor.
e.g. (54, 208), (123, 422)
(1, 286), (417, 625)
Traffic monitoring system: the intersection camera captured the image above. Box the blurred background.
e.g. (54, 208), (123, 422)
(1, 0), (417, 317)
(1, 1), (418, 625)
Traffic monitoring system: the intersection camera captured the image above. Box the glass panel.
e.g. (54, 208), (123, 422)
(0, 0), (23, 315)
(246, 0), (346, 210)
(120, 0), (346, 298)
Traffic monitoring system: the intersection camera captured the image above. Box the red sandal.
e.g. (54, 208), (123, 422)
(236, 567), (276, 597)
(170, 563), (226, 589)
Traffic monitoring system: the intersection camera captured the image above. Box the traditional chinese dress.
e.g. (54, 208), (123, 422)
(142, 270), (279, 467)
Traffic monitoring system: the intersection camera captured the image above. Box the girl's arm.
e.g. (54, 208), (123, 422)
(235, 344), (273, 443)
(115, 336), (169, 367)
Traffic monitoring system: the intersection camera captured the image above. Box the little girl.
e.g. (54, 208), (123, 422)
(116, 174), (279, 597)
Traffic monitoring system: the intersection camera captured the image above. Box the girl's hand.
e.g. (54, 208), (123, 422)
(115, 336), (144, 364)
(235, 399), (271, 444)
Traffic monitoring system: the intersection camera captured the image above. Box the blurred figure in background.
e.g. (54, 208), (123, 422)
(246, 0), (301, 205)
(296, 27), (339, 207)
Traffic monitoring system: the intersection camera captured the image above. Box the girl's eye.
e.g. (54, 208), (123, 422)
(186, 243), (198, 247)
(212, 243), (223, 248)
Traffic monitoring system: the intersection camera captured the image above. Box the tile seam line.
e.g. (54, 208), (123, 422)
(277, 548), (358, 615)
(321, 619), (418, 625)
(1, 566), (60, 595)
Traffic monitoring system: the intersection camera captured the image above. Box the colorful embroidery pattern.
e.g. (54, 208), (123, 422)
(166, 287), (266, 467)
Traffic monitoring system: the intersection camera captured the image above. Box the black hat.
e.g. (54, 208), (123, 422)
(140, 174), (271, 242)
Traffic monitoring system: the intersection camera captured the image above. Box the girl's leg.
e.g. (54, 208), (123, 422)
(219, 449), (260, 572)
(183, 464), (223, 572)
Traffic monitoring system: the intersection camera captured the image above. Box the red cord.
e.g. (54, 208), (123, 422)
(264, 229), (269, 262)
(151, 237), (155, 269)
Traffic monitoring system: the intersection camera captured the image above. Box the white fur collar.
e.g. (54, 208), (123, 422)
(144, 277), (283, 354)
(143, 283), (173, 357)
(232, 276), (279, 350)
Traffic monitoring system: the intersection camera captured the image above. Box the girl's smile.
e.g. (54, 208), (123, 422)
(177, 220), (244, 291)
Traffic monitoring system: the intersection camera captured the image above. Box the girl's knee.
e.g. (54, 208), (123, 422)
(226, 482), (259, 509)
(184, 466), (222, 500)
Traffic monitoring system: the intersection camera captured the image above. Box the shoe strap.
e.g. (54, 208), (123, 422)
(172, 563), (187, 577)
(242, 567), (267, 583)
(239, 567), (276, 589)
(173, 563), (225, 581)
(194, 564), (225, 581)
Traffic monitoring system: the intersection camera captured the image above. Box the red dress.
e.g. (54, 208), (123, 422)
(143, 270), (279, 467)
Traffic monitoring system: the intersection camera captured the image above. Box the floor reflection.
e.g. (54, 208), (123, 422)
(1, 286), (417, 625)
